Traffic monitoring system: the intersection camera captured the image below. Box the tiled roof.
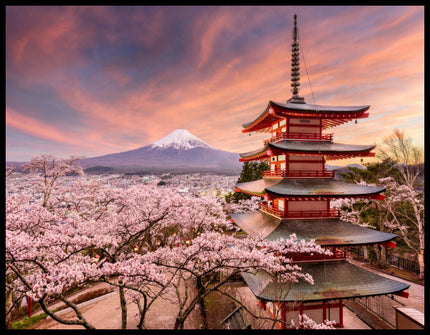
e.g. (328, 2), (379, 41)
(241, 260), (410, 302)
(230, 211), (397, 246)
(235, 179), (385, 197)
(269, 141), (376, 154)
(271, 100), (370, 114)
(239, 143), (269, 159)
(242, 100), (370, 131)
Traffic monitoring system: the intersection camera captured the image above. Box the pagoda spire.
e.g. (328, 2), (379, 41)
(288, 14), (305, 104)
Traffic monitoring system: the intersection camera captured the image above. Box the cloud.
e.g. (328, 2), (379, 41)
(5, 6), (424, 163)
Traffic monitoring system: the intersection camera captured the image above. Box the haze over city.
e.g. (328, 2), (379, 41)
(6, 6), (424, 165)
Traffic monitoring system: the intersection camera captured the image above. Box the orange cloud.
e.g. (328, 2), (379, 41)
(6, 6), (424, 163)
(6, 107), (78, 146)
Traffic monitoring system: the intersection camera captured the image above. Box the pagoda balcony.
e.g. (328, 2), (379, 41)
(262, 170), (335, 179)
(264, 132), (333, 144)
(259, 203), (341, 219)
(290, 247), (349, 263)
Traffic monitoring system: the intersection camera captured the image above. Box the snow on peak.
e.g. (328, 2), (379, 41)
(150, 129), (215, 150)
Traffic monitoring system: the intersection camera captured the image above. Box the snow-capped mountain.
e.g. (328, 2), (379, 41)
(79, 129), (241, 173)
(150, 129), (214, 150)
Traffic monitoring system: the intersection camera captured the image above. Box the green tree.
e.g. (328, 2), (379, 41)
(225, 162), (269, 203)
(340, 130), (424, 276)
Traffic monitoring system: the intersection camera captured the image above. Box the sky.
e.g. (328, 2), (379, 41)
(6, 6), (424, 166)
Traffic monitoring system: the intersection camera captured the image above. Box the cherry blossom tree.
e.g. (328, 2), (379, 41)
(23, 154), (84, 208)
(149, 232), (329, 329)
(6, 155), (332, 329)
(377, 176), (424, 278)
(376, 130), (424, 277)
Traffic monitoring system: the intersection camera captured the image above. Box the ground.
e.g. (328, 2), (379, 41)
(12, 258), (423, 330)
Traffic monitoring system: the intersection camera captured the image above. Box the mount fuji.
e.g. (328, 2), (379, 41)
(79, 129), (242, 173)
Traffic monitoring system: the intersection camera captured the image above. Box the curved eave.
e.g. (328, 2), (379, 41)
(267, 180), (386, 198)
(242, 260), (410, 303)
(242, 102), (281, 133)
(236, 179), (385, 199)
(234, 187), (267, 197)
(239, 144), (270, 162)
(271, 100), (370, 115)
(242, 101), (371, 133)
(269, 141), (376, 158)
(230, 211), (398, 246)
(235, 179), (280, 197)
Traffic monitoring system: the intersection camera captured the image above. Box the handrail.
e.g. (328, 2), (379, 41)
(259, 203), (341, 219)
(290, 249), (348, 262)
(264, 132), (333, 144)
(262, 170), (334, 178)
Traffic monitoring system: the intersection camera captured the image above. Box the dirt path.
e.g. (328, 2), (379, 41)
(31, 281), (202, 329)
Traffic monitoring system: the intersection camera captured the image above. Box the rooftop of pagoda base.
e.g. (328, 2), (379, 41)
(230, 211), (397, 246)
(241, 260), (410, 303)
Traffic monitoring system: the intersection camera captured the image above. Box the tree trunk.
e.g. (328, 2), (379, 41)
(174, 316), (185, 330)
(416, 250), (424, 279)
(118, 282), (127, 329)
(5, 289), (13, 329)
(379, 245), (387, 268)
(362, 246), (368, 261)
(372, 245), (381, 265)
(196, 276), (208, 329)
(137, 294), (148, 330)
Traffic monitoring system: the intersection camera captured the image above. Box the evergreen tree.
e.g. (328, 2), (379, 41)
(225, 161), (269, 203)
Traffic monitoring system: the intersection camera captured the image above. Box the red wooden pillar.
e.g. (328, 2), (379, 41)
(257, 299), (266, 310)
(299, 303), (304, 327)
(339, 299), (344, 327)
(322, 301), (327, 321)
(280, 303), (287, 329)
(28, 296), (32, 317)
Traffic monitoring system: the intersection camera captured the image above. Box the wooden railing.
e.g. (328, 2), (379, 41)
(290, 247), (348, 262)
(259, 203), (284, 217)
(286, 209), (341, 218)
(262, 170), (334, 179)
(259, 203), (341, 219)
(264, 132), (333, 144)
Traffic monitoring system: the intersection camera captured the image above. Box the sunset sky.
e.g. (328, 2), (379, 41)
(6, 6), (424, 166)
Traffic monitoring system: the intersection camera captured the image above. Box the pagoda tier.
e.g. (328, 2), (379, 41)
(242, 100), (370, 133)
(230, 212), (397, 246)
(231, 14), (409, 328)
(235, 178), (385, 199)
(239, 141), (376, 162)
(241, 260), (410, 303)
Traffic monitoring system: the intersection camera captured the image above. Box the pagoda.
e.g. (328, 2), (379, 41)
(230, 14), (410, 328)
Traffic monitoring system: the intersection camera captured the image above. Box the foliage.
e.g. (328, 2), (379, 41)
(340, 159), (401, 185)
(225, 162), (269, 203)
(6, 155), (330, 329)
(12, 309), (59, 329)
(338, 129), (424, 277)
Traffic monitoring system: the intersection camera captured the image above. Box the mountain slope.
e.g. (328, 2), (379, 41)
(78, 129), (241, 173)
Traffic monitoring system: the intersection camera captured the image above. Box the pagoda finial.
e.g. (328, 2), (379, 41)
(288, 14), (305, 104)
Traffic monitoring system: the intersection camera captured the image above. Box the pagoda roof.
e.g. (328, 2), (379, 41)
(242, 100), (370, 133)
(235, 178), (385, 198)
(239, 141), (376, 162)
(241, 260), (410, 302)
(269, 141), (376, 155)
(239, 143), (270, 162)
(230, 211), (397, 246)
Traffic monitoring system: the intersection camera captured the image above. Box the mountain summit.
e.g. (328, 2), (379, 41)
(79, 129), (241, 173)
(150, 129), (214, 150)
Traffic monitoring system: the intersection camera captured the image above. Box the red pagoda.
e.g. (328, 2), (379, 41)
(230, 14), (409, 328)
